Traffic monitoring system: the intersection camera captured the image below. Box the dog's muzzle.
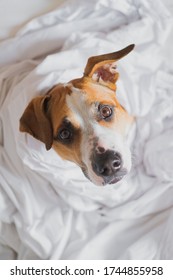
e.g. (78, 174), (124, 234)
(91, 149), (127, 185)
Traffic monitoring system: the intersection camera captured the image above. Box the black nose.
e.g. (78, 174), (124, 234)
(92, 149), (122, 177)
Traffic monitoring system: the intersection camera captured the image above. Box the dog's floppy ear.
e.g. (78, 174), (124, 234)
(84, 44), (135, 90)
(19, 95), (53, 150)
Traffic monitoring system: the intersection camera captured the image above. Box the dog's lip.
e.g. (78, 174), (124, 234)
(108, 176), (124, 185)
(106, 169), (128, 185)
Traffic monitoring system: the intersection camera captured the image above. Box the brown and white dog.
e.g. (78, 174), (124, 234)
(20, 44), (135, 186)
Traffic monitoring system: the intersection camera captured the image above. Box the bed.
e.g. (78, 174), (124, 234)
(0, 0), (173, 259)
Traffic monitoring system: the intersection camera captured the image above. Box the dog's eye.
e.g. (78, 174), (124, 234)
(59, 129), (71, 140)
(99, 105), (112, 119)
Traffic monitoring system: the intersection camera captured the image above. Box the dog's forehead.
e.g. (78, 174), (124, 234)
(65, 86), (91, 128)
(48, 81), (128, 135)
(66, 79), (117, 109)
(66, 79), (122, 126)
(70, 78), (117, 103)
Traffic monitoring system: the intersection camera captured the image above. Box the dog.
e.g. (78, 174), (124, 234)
(20, 44), (135, 186)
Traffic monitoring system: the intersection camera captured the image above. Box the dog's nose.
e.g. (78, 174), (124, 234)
(92, 149), (122, 177)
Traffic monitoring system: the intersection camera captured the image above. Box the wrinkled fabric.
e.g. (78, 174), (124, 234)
(0, 0), (173, 260)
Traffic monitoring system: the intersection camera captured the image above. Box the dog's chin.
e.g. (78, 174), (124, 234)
(81, 167), (126, 186)
(101, 175), (125, 186)
(106, 176), (124, 185)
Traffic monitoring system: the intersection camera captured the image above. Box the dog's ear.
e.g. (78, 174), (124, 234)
(19, 95), (53, 150)
(84, 44), (135, 90)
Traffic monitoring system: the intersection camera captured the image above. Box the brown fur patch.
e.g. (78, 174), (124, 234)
(47, 84), (82, 166)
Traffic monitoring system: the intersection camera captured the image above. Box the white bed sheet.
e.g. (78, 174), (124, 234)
(0, 0), (173, 260)
(0, 0), (64, 41)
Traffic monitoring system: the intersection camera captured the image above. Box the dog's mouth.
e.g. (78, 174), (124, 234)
(81, 164), (127, 186)
(107, 175), (124, 185)
(103, 169), (127, 186)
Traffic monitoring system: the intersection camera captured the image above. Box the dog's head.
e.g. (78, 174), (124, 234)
(20, 44), (135, 186)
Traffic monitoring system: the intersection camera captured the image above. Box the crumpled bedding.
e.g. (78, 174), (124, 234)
(0, 0), (173, 260)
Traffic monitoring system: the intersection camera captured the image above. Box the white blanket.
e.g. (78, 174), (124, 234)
(0, 0), (173, 260)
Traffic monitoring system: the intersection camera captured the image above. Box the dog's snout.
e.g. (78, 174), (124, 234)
(92, 149), (122, 178)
